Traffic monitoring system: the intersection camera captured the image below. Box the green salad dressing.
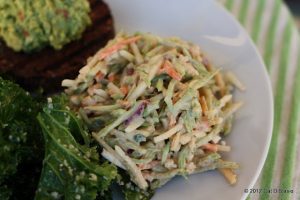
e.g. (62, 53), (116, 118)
(0, 0), (91, 52)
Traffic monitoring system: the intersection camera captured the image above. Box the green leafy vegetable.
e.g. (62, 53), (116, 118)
(0, 77), (44, 199)
(0, 185), (11, 200)
(119, 169), (154, 200)
(36, 96), (118, 200)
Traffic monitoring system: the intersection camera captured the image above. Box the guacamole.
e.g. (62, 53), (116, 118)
(0, 0), (91, 52)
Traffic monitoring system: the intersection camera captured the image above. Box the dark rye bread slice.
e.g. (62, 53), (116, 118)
(0, 0), (114, 93)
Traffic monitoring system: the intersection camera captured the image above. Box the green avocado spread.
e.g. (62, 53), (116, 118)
(0, 0), (91, 52)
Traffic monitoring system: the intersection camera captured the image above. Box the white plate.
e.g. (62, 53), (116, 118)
(104, 0), (274, 199)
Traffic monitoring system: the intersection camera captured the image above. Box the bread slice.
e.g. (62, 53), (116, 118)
(0, 0), (114, 93)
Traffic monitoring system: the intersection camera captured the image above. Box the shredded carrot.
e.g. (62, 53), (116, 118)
(215, 72), (226, 97)
(120, 85), (129, 95)
(202, 143), (218, 152)
(142, 172), (154, 182)
(218, 168), (237, 185)
(159, 60), (182, 81)
(18, 11), (25, 21)
(172, 92), (181, 104)
(138, 161), (160, 170)
(202, 58), (212, 71)
(108, 74), (116, 82)
(117, 99), (131, 108)
(95, 71), (104, 82)
(87, 84), (101, 96)
(99, 36), (141, 60)
(199, 96), (208, 114)
(107, 89), (113, 96)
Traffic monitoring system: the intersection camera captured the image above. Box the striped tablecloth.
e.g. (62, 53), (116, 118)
(218, 0), (300, 199)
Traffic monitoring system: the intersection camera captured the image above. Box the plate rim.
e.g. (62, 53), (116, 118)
(104, 1), (274, 199)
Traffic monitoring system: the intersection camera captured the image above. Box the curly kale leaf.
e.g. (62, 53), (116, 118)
(123, 184), (154, 200)
(0, 77), (44, 199)
(0, 77), (40, 180)
(118, 169), (154, 200)
(0, 184), (11, 200)
(35, 97), (118, 200)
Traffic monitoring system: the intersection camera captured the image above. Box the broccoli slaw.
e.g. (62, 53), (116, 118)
(62, 32), (245, 190)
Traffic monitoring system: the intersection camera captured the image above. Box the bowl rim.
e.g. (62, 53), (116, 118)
(104, 1), (274, 199)
(212, 2), (274, 200)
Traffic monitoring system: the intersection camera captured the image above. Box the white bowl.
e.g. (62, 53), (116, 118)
(104, 0), (274, 199)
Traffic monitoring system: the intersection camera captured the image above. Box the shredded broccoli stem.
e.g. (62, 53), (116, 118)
(94, 101), (145, 138)
(63, 32), (244, 189)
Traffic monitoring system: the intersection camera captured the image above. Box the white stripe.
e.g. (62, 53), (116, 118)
(252, 5), (290, 200)
(287, 30), (300, 200)
(295, 123), (300, 200)
(257, 0), (275, 54)
(231, 0), (242, 16)
(288, 21), (300, 200)
(274, 24), (299, 200)
(250, 1), (276, 198)
(269, 6), (288, 94)
(219, 0), (300, 199)
(217, 0), (227, 5)
(244, 0), (258, 33)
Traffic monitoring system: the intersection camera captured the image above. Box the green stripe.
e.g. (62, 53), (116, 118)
(263, 0), (281, 72)
(238, 0), (250, 25)
(225, 0), (234, 10)
(279, 28), (300, 200)
(259, 21), (293, 200)
(251, 0), (266, 43)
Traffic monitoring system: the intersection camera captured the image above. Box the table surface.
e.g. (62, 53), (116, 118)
(219, 0), (300, 200)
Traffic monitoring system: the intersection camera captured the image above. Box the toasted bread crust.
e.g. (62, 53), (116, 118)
(0, 0), (114, 93)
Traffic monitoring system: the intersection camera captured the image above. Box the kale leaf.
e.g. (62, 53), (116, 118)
(0, 77), (44, 199)
(118, 169), (154, 200)
(0, 77), (154, 199)
(35, 96), (118, 200)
